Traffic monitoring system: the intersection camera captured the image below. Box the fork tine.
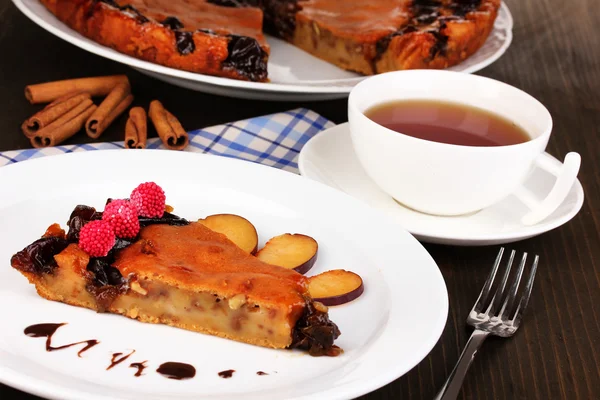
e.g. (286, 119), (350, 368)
(485, 249), (516, 316)
(511, 255), (539, 325)
(472, 247), (504, 314)
(498, 252), (527, 319)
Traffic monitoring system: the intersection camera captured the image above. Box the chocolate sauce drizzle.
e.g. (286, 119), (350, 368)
(24, 324), (280, 380)
(156, 362), (196, 380)
(130, 361), (148, 377)
(24, 323), (99, 357)
(107, 350), (136, 370)
(22, 321), (332, 381)
(218, 369), (236, 378)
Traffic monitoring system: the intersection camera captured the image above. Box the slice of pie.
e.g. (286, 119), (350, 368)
(290, 0), (501, 75)
(11, 200), (341, 356)
(40, 0), (270, 81)
(38, 0), (500, 81)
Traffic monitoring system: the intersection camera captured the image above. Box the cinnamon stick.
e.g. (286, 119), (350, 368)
(85, 83), (133, 139)
(31, 100), (97, 148)
(21, 93), (91, 138)
(25, 75), (129, 104)
(148, 100), (189, 151)
(124, 107), (148, 149)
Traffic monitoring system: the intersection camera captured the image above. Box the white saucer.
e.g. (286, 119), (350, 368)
(298, 123), (585, 246)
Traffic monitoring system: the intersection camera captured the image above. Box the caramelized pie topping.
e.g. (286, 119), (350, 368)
(114, 222), (308, 308)
(108, 0), (267, 45)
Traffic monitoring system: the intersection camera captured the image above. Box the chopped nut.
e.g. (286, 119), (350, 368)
(131, 281), (148, 296)
(313, 22), (320, 36)
(228, 294), (247, 310)
(313, 301), (328, 313)
(141, 239), (157, 255)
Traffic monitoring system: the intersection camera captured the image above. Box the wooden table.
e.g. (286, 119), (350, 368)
(1, 1), (599, 399)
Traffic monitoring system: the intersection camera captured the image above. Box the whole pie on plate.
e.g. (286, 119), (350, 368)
(10, 184), (342, 356)
(39, 0), (501, 81)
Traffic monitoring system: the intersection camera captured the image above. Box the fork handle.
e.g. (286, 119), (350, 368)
(434, 329), (490, 400)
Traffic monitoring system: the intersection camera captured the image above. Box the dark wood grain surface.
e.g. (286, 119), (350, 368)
(1, 0), (599, 399)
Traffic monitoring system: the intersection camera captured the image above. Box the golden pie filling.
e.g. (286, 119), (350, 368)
(11, 206), (341, 356)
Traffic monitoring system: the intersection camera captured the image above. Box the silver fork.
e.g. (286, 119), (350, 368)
(434, 248), (539, 400)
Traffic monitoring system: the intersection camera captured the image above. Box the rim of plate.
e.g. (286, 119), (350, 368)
(298, 123), (585, 244)
(12, 0), (513, 94)
(0, 150), (448, 400)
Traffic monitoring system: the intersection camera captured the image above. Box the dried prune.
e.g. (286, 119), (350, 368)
(223, 35), (268, 81)
(450, 0), (481, 17)
(11, 237), (69, 275)
(260, 0), (300, 40)
(175, 31), (196, 55)
(118, 5), (150, 23)
(375, 26), (417, 58)
(290, 298), (341, 356)
(66, 205), (98, 243)
(162, 16), (184, 30)
(429, 24), (449, 58)
(87, 259), (125, 287)
(138, 212), (190, 227)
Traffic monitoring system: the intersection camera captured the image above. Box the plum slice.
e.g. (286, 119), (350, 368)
(308, 270), (364, 306)
(198, 214), (259, 254)
(255, 234), (318, 275)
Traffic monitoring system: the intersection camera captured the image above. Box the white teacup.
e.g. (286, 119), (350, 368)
(348, 70), (580, 225)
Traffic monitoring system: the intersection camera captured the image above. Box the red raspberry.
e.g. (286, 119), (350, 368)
(102, 199), (140, 239)
(79, 220), (115, 257)
(130, 182), (166, 218)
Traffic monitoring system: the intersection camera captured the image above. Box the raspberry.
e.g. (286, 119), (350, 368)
(130, 182), (166, 218)
(79, 220), (115, 257)
(102, 199), (140, 239)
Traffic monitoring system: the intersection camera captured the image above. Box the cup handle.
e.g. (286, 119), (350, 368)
(513, 152), (581, 226)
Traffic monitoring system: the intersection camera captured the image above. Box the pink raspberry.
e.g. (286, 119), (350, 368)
(102, 199), (140, 239)
(130, 182), (166, 218)
(79, 220), (115, 257)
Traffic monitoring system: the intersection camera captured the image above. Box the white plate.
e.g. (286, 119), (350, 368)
(0, 150), (448, 400)
(13, 0), (513, 101)
(298, 123), (585, 246)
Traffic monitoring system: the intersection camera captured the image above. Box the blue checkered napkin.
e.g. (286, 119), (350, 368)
(0, 108), (334, 173)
